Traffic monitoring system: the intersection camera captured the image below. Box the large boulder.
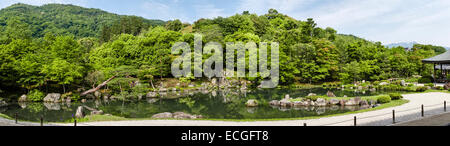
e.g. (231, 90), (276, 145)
(269, 100), (280, 106)
(327, 91), (336, 97)
(146, 92), (158, 98)
(75, 106), (85, 118)
(91, 110), (104, 115)
(379, 82), (389, 86)
(159, 88), (168, 92)
(173, 112), (202, 119)
(284, 94), (290, 100)
(151, 112), (173, 119)
(43, 93), (61, 103)
(245, 100), (258, 107)
(307, 93), (317, 97)
(279, 99), (293, 107)
(328, 99), (340, 105)
(0, 100), (7, 107)
(339, 100), (346, 106)
(359, 100), (369, 106)
(400, 80), (406, 86)
(315, 98), (327, 106)
(18, 94), (28, 102)
(345, 98), (361, 106)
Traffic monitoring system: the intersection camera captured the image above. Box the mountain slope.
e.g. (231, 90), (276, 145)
(0, 3), (165, 39)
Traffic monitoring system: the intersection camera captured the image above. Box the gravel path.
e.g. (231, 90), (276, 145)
(50, 92), (450, 126)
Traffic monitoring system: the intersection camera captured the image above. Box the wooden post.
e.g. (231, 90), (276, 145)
(303, 123), (307, 126)
(15, 113), (18, 124)
(445, 101), (447, 112)
(354, 116), (357, 126)
(40, 116), (43, 126)
(392, 110), (396, 124)
(74, 119), (77, 127)
(421, 104), (424, 117)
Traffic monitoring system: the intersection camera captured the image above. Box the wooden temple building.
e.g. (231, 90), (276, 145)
(422, 50), (450, 83)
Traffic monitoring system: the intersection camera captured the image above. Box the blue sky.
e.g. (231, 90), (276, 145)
(1, 0), (450, 47)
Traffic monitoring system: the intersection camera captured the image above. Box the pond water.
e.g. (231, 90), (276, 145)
(0, 88), (400, 122)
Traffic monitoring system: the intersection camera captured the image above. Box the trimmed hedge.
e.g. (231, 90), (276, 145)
(389, 93), (403, 100)
(416, 86), (428, 92)
(418, 76), (433, 83)
(377, 95), (392, 104)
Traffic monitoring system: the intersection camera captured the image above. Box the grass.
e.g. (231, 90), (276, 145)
(0, 113), (11, 119)
(72, 115), (128, 123)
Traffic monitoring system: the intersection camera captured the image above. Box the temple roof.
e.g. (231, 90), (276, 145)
(422, 50), (450, 64)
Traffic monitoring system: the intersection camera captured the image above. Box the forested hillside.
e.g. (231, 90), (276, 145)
(0, 3), (165, 43)
(0, 4), (446, 100)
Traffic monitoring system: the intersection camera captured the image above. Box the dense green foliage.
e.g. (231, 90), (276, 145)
(377, 95), (392, 104)
(0, 3), (164, 42)
(388, 93), (403, 100)
(27, 89), (44, 102)
(0, 4), (446, 100)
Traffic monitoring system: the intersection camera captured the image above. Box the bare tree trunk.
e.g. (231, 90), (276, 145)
(150, 79), (155, 90)
(81, 76), (116, 96)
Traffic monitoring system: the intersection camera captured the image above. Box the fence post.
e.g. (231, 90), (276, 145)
(354, 116), (357, 126)
(421, 104), (424, 117)
(74, 119), (77, 127)
(15, 113), (18, 124)
(303, 123), (307, 126)
(392, 110), (396, 124)
(40, 116), (43, 126)
(445, 101), (447, 112)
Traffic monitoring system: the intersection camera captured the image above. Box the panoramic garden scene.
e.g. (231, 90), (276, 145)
(1, 1), (450, 126)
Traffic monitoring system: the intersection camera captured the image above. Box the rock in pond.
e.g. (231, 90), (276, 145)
(75, 106), (85, 118)
(146, 92), (158, 98)
(315, 98), (327, 106)
(327, 91), (336, 97)
(359, 100), (369, 106)
(284, 94), (290, 100)
(307, 93), (317, 97)
(18, 94), (28, 102)
(279, 99), (293, 107)
(151, 112), (173, 119)
(269, 100), (280, 106)
(44, 93), (61, 103)
(344, 97), (361, 106)
(328, 99), (340, 105)
(0, 100), (7, 107)
(245, 99), (258, 107)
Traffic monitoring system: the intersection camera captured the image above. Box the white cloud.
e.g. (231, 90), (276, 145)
(194, 4), (227, 20)
(237, 0), (450, 46)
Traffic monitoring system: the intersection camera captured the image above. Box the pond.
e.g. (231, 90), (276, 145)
(0, 88), (400, 122)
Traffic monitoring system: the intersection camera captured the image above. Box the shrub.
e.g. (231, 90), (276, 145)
(418, 76), (433, 83)
(27, 89), (45, 102)
(416, 86), (428, 92)
(389, 93), (403, 100)
(425, 83), (435, 87)
(71, 93), (81, 102)
(377, 95), (391, 104)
